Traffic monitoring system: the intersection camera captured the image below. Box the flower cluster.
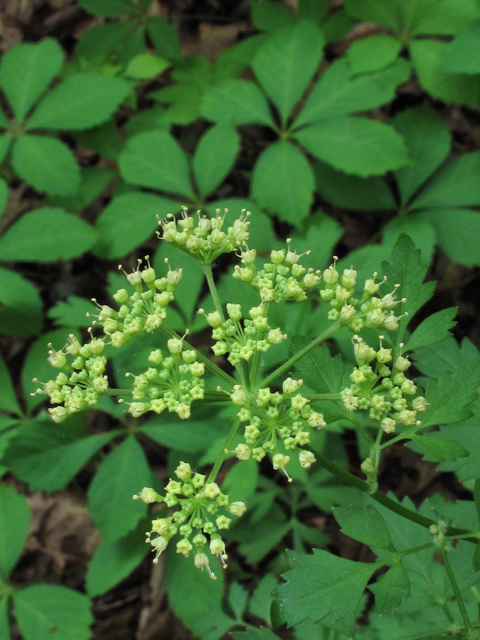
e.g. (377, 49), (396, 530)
(92, 257), (182, 347)
(199, 303), (286, 366)
(320, 259), (405, 333)
(124, 337), (204, 420)
(231, 378), (325, 475)
(159, 207), (250, 264)
(233, 242), (321, 304)
(340, 336), (428, 433)
(34, 334), (108, 423)
(133, 462), (246, 579)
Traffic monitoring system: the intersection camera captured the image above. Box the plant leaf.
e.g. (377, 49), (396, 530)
(86, 517), (150, 597)
(443, 21), (480, 74)
(0, 353), (22, 416)
(77, 0), (137, 17)
(139, 414), (226, 453)
(251, 1), (296, 31)
(47, 166), (116, 212)
(251, 140), (314, 224)
(291, 338), (345, 397)
(124, 53), (170, 79)
(231, 629), (279, 640)
(88, 436), (152, 542)
(418, 208), (480, 268)
(12, 135), (81, 196)
(147, 17), (183, 63)
(26, 73), (131, 131)
(93, 192), (180, 258)
(0, 208), (97, 261)
(405, 307), (457, 352)
(47, 296), (96, 328)
(0, 134), (12, 164)
(275, 549), (377, 631)
(13, 585), (93, 640)
(119, 130), (194, 198)
(252, 20), (324, 125)
(333, 504), (396, 551)
(0, 267), (43, 337)
(201, 79), (275, 127)
(382, 215), (436, 266)
(0, 39), (64, 121)
(0, 484), (30, 581)
(410, 435), (470, 462)
(347, 35), (402, 75)
(193, 123), (240, 198)
(294, 116), (409, 177)
(374, 562), (411, 613)
(344, 0), (403, 32)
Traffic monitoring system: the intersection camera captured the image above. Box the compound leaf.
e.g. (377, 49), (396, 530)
(26, 73), (131, 131)
(0, 484), (30, 581)
(193, 123), (240, 198)
(0, 39), (64, 121)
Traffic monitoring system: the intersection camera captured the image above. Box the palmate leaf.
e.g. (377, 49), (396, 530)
(275, 549), (377, 632)
(0, 484), (31, 581)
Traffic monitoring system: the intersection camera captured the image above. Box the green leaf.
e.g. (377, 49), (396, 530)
(86, 517), (150, 596)
(140, 414), (226, 453)
(473, 542), (480, 572)
(0, 106), (9, 129)
(74, 21), (133, 64)
(193, 123), (240, 198)
(124, 53), (170, 79)
(47, 167), (116, 211)
(166, 544), (234, 640)
(93, 192), (180, 259)
(412, 0), (480, 36)
(26, 73), (131, 131)
(88, 436), (152, 542)
(381, 233), (435, 323)
(294, 117), (409, 177)
(0, 208), (97, 261)
(148, 17), (183, 64)
(294, 58), (411, 128)
(252, 21), (324, 125)
(4, 420), (117, 491)
(214, 35), (267, 82)
(0, 134), (12, 164)
(0, 597), (11, 640)
(410, 434), (470, 462)
(0, 178), (7, 215)
(249, 574), (278, 624)
(298, 0), (332, 24)
(231, 629), (279, 640)
(75, 120), (122, 161)
(229, 582), (248, 621)
(382, 215), (436, 266)
(13, 585), (93, 640)
(201, 79), (275, 127)
(0, 353), (22, 415)
(77, 0), (137, 16)
(413, 336), (479, 378)
(251, 140), (314, 225)
(405, 307), (457, 352)
(347, 35), (402, 75)
(0, 39), (64, 121)
(12, 135), (80, 196)
(392, 105), (451, 206)
(344, 0), (404, 32)
(47, 296), (96, 328)
(333, 505), (396, 551)
(475, 477), (480, 525)
(291, 339), (345, 397)
(119, 130), (194, 198)
(374, 562), (410, 613)
(290, 212), (343, 273)
(314, 161), (396, 210)
(0, 267), (43, 337)
(419, 366), (480, 429)
(251, 1), (296, 31)
(222, 459), (259, 503)
(409, 39), (480, 106)
(443, 21), (480, 74)
(124, 106), (169, 137)
(275, 549), (377, 631)
(0, 484), (30, 581)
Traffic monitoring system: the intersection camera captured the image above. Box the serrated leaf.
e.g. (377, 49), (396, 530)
(291, 338), (344, 396)
(382, 234), (435, 325)
(148, 17), (183, 63)
(119, 130), (194, 198)
(334, 505), (396, 551)
(4, 420), (118, 491)
(93, 192), (180, 259)
(166, 544), (234, 640)
(443, 21), (480, 74)
(47, 166), (116, 212)
(252, 21), (324, 125)
(249, 574), (278, 623)
(86, 517), (150, 596)
(410, 435), (470, 462)
(193, 123), (240, 198)
(0, 208), (97, 261)
(75, 119), (122, 161)
(77, 0), (137, 16)
(347, 35), (402, 75)
(47, 296), (96, 328)
(201, 79), (275, 127)
(27, 73), (131, 131)
(419, 366), (480, 429)
(0, 267), (43, 337)
(275, 549), (377, 631)
(413, 336), (480, 378)
(231, 629), (279, 640)
(229, 582), (248, 621)
(382, 215), (436, 266)
(13, 585), (93, 640)
(88, 436), (152, 542)
(344, 0), (403, 32)
(0, 353), (22, 415)
(12, 135), (81, 196)
(294, 117), (409, 177)
(125, 53), (170, 79)
(0, 484), (30, 581)
(294, 58), (411, 128)
(392, 105), (451, 206)
(0, 39), (64, 121)
(124, 106), (169, 138)
(410, 39), (480, 105)
(374, 562), (410, 613)
(251, 140), (314, 224)
(405, 308), (457, 352)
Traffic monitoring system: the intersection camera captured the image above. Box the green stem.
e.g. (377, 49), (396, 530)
(202, 263), (225, 322)
(104, 389), (133, 396)
(306, 393), (342, 401)
(207, 417), (241, 484)
(160, 324), (236, 387)
(258, 320), (342, 390)
(439, 545), (473, 632)
(311, 447), (475, 542)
